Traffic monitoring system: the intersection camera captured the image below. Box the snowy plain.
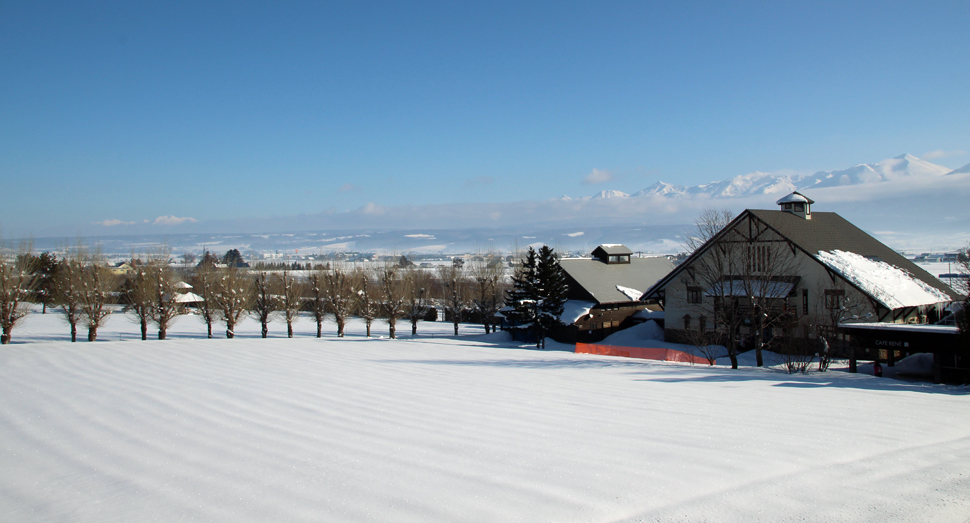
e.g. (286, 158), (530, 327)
(1, 308), (969, 522)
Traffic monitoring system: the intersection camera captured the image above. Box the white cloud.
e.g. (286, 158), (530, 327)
(922, 149), (966, 160)
(338, 183), (358, 192)
(360, 202), (385, 215)
(94, 219), (136, 227)
(566, 232), (584, 237)
(153, 216), (199, 226)
(582, 168), (613, 184)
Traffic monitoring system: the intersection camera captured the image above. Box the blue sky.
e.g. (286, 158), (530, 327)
(2, 1), (969, 237)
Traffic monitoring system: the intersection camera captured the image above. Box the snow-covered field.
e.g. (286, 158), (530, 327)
(2, 308), (969, 522)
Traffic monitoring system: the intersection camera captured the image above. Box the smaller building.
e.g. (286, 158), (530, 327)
(559, 245), (674, 342)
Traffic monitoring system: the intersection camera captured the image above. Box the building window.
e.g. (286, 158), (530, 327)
(687, 286), (701, 304)
(825, 289), (845, 310)
(683, 314), (691, 330)
(747, 244), (769, 273)
(699, 315), (707, 331)
(802, 289), (809, 315)
(794, 202), (804, 213)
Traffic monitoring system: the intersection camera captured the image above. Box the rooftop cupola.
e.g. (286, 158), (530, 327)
(776, 191), (814, 220)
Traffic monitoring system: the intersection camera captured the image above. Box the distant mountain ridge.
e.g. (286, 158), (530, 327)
(597, 154), (966, 200)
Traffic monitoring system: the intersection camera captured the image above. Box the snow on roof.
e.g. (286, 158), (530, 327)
(615, 285), (643, 301)
(174, 292), (204, 303)
(561, 300), (595, 324)
(816, 250), (952, 309)
(775, 191), (814, 205)
(838, 322), (958, 334)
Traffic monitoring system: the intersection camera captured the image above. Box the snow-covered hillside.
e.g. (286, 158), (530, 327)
(626, 153), (953, 200)
(1, 309), (969, 522)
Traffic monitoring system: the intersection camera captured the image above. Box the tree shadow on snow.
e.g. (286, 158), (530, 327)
(639, 369), (970, 396)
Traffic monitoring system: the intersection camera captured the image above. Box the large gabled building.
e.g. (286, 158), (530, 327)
(641, 192), (960, 354)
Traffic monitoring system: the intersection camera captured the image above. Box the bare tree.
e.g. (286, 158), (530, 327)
(212, 266), (253, 339)
(306, 269), (328, 338)
(809, 276), (871, 372)
(403, 266), (432, 335)
(680, 208), (805, 368)
(148, 259), (185, 340)
(681, 327), (721, 366)
(55, 247), (85, 342)
(0, 239), (36, 344)
(122, 263), (153, 340)
(276, 266), (304, 338)
(323, 263), (353, 337)
(438, 258), (468, 336)
(250, 271), (278, 338)
(469, 255), (505, 334)
(191, 260), (218, 339)
(79, 251), (117, 342)
(354, 267), (378, 337)
(680, 209), (740, 367)
(378, 261), (409, 339)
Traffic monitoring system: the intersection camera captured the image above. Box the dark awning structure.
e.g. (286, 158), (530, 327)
(839, 322), (967, 383)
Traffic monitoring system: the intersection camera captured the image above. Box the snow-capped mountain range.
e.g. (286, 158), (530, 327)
(589, 154), (965, 200)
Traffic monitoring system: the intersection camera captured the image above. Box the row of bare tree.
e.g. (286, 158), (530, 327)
(0, 243), (511, 344)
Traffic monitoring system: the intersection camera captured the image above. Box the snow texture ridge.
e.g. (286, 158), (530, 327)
(816, 249), (951, 309)
(1, 309), (969, 522)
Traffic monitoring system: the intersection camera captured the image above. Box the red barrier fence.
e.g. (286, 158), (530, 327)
(575, 343), (709, 365)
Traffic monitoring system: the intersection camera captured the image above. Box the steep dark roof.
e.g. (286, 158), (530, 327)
(561, 256), (675, 304)
(642, 209), (960, 304)
(747, 210), (959, 301)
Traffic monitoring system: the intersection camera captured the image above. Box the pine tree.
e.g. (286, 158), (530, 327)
(535, 245), (568, 349)
(505, 246), (568, 349)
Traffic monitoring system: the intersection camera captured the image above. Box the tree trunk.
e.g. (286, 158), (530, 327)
(88, 327), (97, 342)
(366, 321), (371, 337)
(389, 318), (396, 339)
(141, 319), (148, 341)
(337, 317), (345, 337)
(71, 323), (77, 343)
(261, 322), (268, 338)
(42, 303), (47, 314)
(206, 321), (212, 339)
(287, 322), (293, 338)
(453, 322), (459, 336)
(158, 327), (167, 340)
(226, 319), (235, 339)
(1, 327), (10, 345)
(316, 321), (322, 338)
(411, 320), (418, 335)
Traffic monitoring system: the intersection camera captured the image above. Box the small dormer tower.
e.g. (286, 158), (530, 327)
(776, 191), (814, 220)
(591, 244), (632, 264)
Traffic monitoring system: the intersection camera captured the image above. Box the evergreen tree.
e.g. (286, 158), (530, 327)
(505, 246), (568, 349)
(535, 245), (568, 348)
(222, 249), (246, 267)
(505, 247), (539, 343)
(33, 252), (59, 314)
